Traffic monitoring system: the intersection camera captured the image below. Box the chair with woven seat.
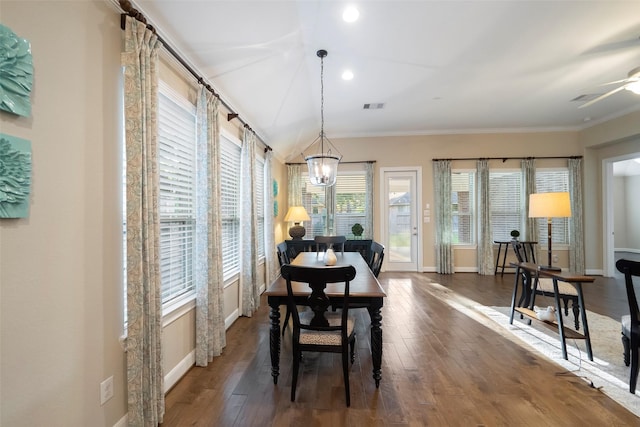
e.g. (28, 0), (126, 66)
(511, 240), (581, 330)
(369, 241), (385, 278)
(314, 235), (346, 256)
(617, 258), (640, 393)
(280, 263), (357, 406)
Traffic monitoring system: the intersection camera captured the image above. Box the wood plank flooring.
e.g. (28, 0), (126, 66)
(161, 269), (638, 426)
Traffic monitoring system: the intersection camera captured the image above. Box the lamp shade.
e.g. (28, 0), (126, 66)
(284, 206), (310, 223)
(528, 192), (571, 218)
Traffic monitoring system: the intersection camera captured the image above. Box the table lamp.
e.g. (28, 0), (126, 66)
(284, 206), (311, 240)
(528, 192), (571, 271)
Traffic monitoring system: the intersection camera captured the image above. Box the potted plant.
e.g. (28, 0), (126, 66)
(351, 223), (364, 239)
(510, 229), (520, 241)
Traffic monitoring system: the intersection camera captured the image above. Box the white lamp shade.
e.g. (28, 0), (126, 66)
(528, 192), (571, 218)
(284, 206), (310, 223)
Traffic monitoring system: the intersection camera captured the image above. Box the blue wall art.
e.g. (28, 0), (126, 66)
(0, 24), (34, 117)
(0, 134), (32, 218)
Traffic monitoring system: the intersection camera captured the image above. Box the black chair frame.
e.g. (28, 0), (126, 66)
(618, 258), (640, 394)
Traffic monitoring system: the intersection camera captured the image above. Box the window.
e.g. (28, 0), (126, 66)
(158, 83), (197, 306)
(489, 171), (522, 241)
(300, 175), (327, 238)
(220, 133), (242, 280)
(451, 171), (475, 244)
(535, 169), (570, 245)
(335, 173), (367, 237)
(299, 171), (368, 238)
(255, 156), (265, 259)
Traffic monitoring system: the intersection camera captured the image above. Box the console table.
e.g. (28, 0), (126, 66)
(284, 239), (372, 263)
(509, 262), (595, 361)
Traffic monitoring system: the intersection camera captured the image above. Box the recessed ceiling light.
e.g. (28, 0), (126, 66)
(342, 70), (354, 80)
(343, 6), (359, 22)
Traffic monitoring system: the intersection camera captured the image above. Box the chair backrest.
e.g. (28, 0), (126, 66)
(511, 240), (532, 263)
(280, 264), (356, 335)
(369, 241), (385, 277)
(277, 242), (290, 267)
(617, 259), (640, 334)
(314, 235), (347, 255)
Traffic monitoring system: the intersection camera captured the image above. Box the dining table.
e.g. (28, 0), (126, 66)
(264, 251), (387, 387)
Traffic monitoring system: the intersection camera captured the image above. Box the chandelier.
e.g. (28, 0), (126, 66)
(302, 49), (342, 187)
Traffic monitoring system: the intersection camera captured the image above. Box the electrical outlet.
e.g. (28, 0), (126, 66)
(552, 254), (559, 263)
(100, 376), (114, 405)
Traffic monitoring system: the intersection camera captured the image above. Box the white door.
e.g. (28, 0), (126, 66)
(381, 168), (421, 271)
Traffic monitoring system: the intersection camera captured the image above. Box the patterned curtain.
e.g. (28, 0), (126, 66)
(264, 151), (278, 283)
(476, 159), (494, 275)
(194, 87), (226, 367)
(364, 162), (374, 239)
(521, 158), (537, 241)
(569, 158), (585, 273)
(325, 183), (336, 235)
(241, 128), (260, 316)
(287, 163), (302, 207)
(121, 16), (164, 426)
(434, 160), (454, 274)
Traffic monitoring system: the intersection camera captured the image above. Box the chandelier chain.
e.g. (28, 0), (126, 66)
(320, 53), (324, 140)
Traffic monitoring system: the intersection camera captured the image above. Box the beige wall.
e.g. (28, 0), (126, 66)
(1, 1), (125, 425)
(1, 1), (639, 426)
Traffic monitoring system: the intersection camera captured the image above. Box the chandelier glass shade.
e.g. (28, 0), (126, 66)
(303, 49), (342, 187)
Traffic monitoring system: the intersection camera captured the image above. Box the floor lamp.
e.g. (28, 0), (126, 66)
(528, 192), (571, 271)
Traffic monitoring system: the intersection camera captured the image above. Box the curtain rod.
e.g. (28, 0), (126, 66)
(285, 160), (377, 165)
(432, 155), (583, 162)
(118, 0), (272, 153)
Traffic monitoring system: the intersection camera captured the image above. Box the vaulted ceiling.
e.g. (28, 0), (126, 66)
(132, 1), (640, 160)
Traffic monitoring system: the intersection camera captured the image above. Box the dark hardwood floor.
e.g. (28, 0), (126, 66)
(161, 263), (638, 426)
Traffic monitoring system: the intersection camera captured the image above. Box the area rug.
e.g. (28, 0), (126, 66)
(420, 281), (640, 417)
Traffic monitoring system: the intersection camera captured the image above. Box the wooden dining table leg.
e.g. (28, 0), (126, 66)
(268, 301), (281, 384)
(368, 302), (383, 388)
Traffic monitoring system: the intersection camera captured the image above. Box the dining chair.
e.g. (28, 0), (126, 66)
(369, 241), (385, 278)
(511, 241), (581, 330)
(617, 258), (640, 393)
(314, 235), (346, 256)
(277, 242), (294, 336)
(280, 263), (357, 406)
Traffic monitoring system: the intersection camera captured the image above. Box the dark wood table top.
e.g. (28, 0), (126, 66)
(515, 262), (595, 283)
(265, 252), (387, 298)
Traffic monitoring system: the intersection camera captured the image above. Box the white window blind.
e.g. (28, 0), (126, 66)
(220, 134), (242, 280)
(489, 171), (522, 241)
(451, 171), (475, 244)
(535, 169), (570, 245)
(301, 174), (327, 238)
(335, 173), (366, 237)
(158, 85), (197, 305)
(255, 157), (265, 258)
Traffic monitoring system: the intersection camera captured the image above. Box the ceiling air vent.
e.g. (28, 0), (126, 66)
(363, 103), (385, 110)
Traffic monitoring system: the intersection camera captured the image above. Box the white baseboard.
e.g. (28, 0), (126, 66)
(615, 248), (640, 254)
(113, 414), (127, 427)
(225, 309), (239, 330)
(164, 350), (195, 393)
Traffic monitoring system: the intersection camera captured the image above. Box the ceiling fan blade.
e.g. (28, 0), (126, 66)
(600, 78), (631, 86)
(578, 85), (627, 109)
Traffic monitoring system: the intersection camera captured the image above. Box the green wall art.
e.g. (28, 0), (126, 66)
(0, 134), (32, 218)
(0, 24), (33, 117)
